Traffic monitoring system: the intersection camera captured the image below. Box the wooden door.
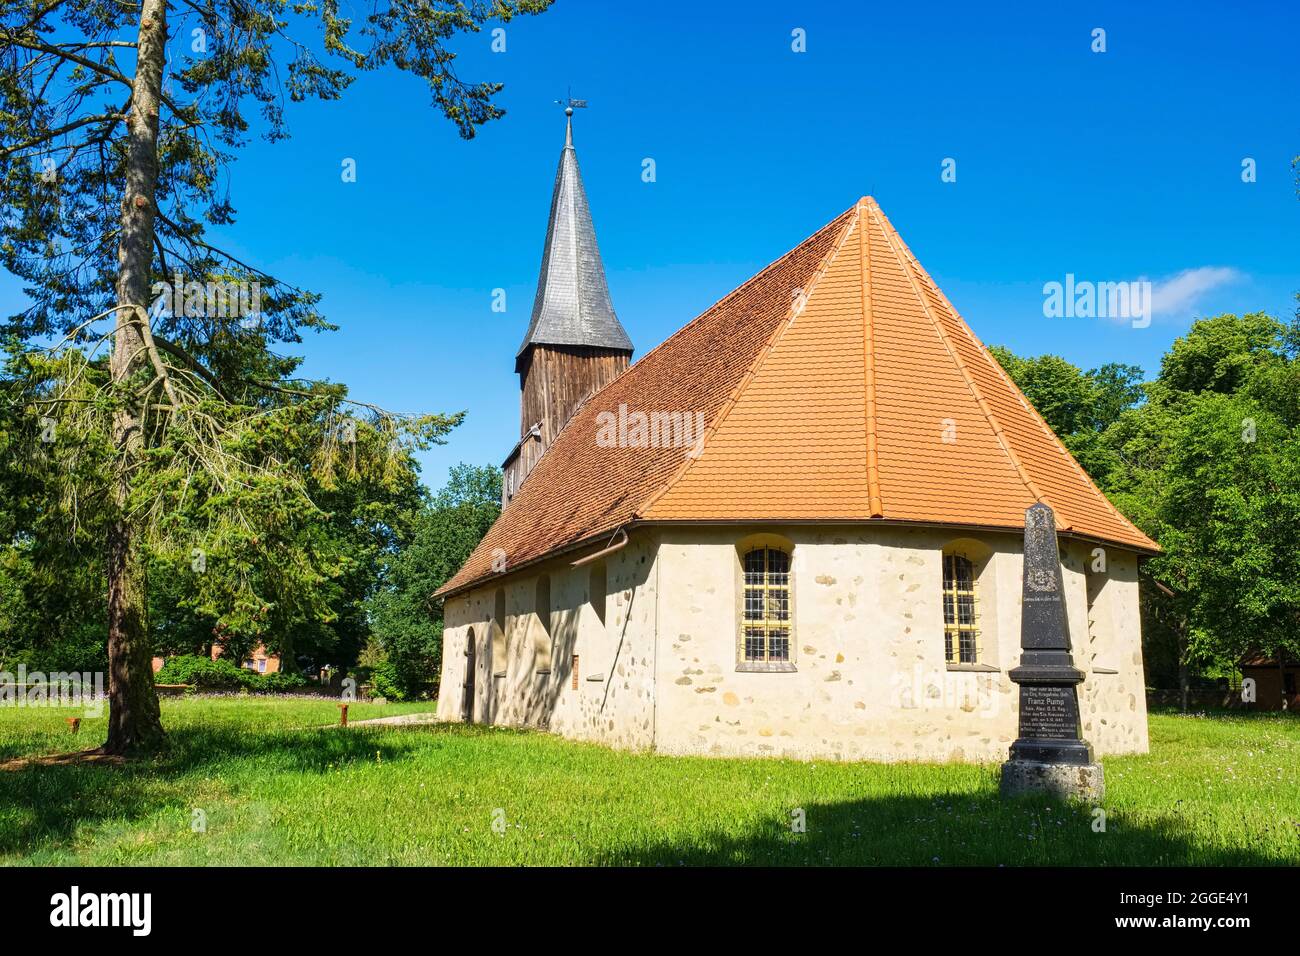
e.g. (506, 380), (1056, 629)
(462, 628), (476, 723)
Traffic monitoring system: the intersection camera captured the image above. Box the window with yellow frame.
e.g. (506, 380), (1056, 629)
(742, 546), (791, 662)
(942, 553), (980, 664)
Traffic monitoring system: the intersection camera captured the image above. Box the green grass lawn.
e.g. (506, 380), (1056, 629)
(0, 697), (1295, 865)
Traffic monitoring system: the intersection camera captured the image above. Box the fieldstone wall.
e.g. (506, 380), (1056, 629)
(1067, 540), (1150, 755)
(439, 524), (1150, 764)
(651, 525), (1149, 762)
(437, 531), (658, 750)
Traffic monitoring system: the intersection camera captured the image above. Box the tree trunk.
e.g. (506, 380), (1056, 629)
(1280, 654), (1289, 712)
(104, 518), (163, 752)
(278, 633), (294, 676)
(1175, 613), (1190, 712)
(1176, 622), (1189, 714)
(103, 0), (168, 755)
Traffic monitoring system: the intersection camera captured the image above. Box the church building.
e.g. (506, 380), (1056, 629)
(434, 114), (1154, 762)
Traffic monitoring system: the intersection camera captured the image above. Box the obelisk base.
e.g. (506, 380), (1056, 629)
(1000, 759), (1104, 802)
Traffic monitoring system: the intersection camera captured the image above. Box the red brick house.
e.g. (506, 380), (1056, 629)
(211, 641), (281, 674)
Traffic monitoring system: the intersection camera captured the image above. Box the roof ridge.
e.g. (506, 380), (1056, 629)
(896, 237), (1150, 543)
(873, 204), (1048, 507)
(857, 200), (884, 518)
(636, 207), (860, 519)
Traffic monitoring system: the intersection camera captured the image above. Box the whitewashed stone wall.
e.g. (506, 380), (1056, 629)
(437, 532), (658, 750)
(1068, 541), (1150, 755)
(437, 525), (1149, 763)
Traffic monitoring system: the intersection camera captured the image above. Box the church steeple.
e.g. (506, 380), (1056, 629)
(515, 103), (632, 371)
(503, 103), (633, 506)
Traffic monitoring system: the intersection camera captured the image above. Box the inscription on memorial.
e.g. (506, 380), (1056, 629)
(1018, 686), (1079, 740)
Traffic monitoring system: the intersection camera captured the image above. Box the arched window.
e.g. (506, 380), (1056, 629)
(534, 575), (552, 672)
(942, 553), (980, 664)
(742, 546), (791, 663)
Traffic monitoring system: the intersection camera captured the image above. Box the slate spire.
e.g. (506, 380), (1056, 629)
(515, 108), (632, 372)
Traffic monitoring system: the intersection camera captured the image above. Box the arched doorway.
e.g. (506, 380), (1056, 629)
(462, 628), (476, 723)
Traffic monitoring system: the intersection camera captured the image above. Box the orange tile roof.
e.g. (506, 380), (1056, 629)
(437, 199), (1156, 598)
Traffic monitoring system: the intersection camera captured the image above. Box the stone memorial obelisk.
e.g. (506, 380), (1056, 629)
(1000, 503), (1104, 801)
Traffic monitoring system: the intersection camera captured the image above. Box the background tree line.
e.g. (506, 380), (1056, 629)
(991, 306), (1300, 709)
(0, 404), (500, 702)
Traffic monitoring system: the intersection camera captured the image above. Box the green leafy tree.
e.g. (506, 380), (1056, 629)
(3, 393), (398, 679)
(1103, 313), (1300, 709)
(989, 345), (1143, 483)
(143, 391), (429, 671)
(0, 0), (550, 752)
(366, 462), (500, 698)
(1155, 311), (1286, 396)
(2, 345), (430, 676)
(994, 322), (1300, 709)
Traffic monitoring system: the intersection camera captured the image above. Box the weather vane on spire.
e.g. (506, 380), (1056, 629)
(555, 89), (587, 145)
(555, 88), (588, 115)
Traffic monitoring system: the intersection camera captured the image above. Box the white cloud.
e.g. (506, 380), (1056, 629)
(1149, 266), (1243, 321)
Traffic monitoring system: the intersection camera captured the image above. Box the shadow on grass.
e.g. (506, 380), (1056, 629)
(0, 720), (489, 856)
(610, 790), (1288, 867)
(3, 718), (1292, 866)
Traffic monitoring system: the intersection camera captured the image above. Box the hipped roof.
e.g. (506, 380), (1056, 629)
(439, 198), (1156, 598)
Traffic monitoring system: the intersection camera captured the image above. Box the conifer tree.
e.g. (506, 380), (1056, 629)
(0, 0), (551, 752)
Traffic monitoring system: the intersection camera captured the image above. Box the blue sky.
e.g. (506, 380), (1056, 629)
(4, 0), (1297, 492)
